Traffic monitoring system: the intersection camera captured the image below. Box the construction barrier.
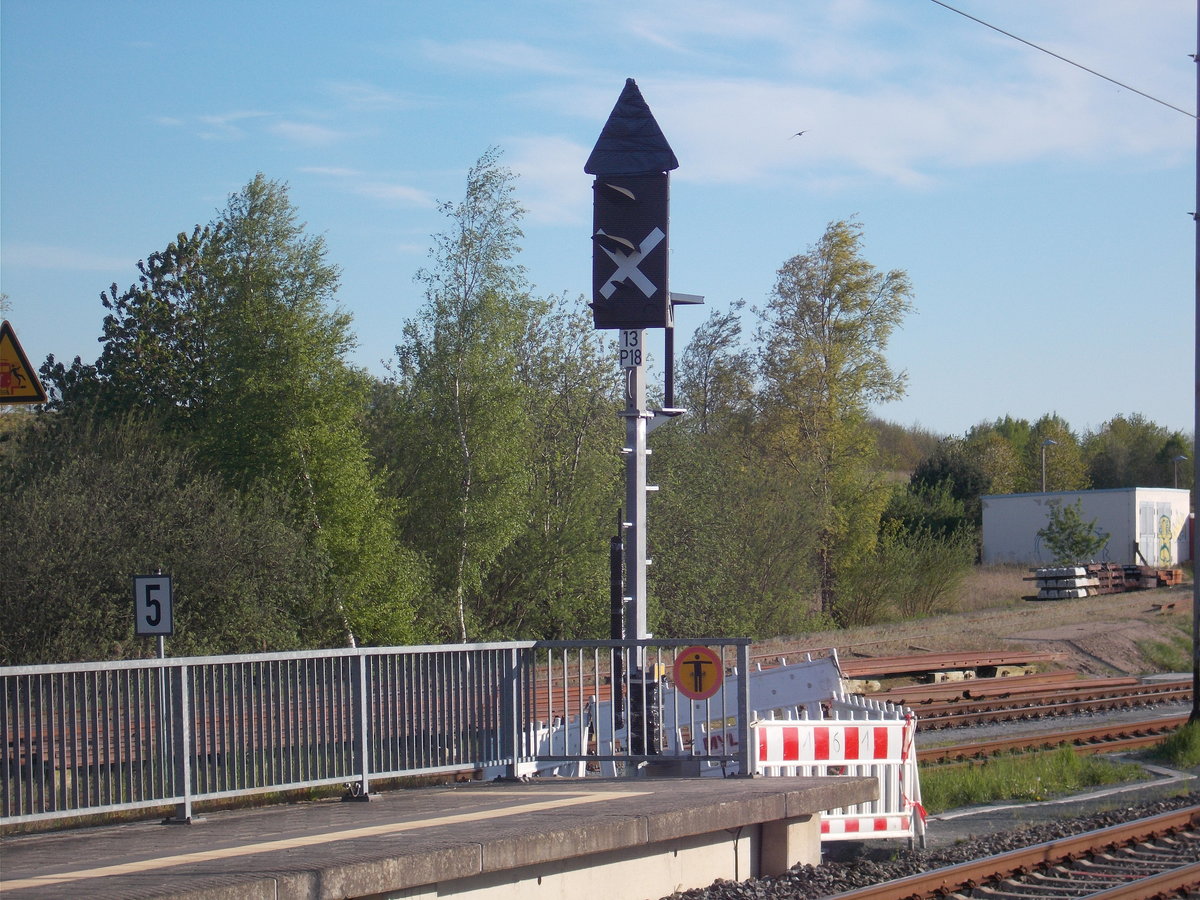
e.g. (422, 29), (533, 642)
(752, 714), (926, 847)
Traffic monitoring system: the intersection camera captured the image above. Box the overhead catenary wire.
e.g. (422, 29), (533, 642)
(929, 0), (1197, 119)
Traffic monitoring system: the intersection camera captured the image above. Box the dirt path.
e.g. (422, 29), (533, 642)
(762, 582), (1195, 678)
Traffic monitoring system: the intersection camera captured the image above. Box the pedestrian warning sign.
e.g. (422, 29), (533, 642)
(0, 321), (47, 404)
(673, 645), (723, 701)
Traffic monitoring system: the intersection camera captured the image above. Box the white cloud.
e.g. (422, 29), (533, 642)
(194, 110), (271, 141)
(561, 57), (1190, 194)
(268, 120), (349, 146)
(353, 181), (437, 207)
(3, 243), (132, 272)
(299, 166), (365, 178)
(506, 135), (592, 225)
(302, 166), (436, 208)
(323, 80), (417, 111)
(511, 0), (1191, 193)
(419, 38), (576, 76)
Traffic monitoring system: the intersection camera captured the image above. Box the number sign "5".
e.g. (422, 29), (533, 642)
(133, 574), (174, 636)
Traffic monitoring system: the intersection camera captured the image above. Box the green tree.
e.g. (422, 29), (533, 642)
(1026, 414), (1088, 493)
(754, 218), (913, 621)
(0, 413), (329, 664)
(1037, 499), (1109, 564)
(870, 417), (942, 477)
(199, 174), (422, 647)
(481, 300), (622, 638)
(38, 354), (102, 409)
(840, 523), (975, 627)
(1084, 413), (1193, 489)
(649, 423), (821, 639)
(652, 305), (819, 639)
(882, 478), (969, 540)
(675, 302), (754, 436)
(389, 149), (535, 642)
(94, 225), (221, 423)
(38, 175), (425, 649)
(910, 425), (1021, 532)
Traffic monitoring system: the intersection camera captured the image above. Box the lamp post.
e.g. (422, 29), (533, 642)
(1173, 455), (1189, 489)
(1041, 439), (1057, 493)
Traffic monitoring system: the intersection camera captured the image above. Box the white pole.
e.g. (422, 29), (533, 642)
(1191, 0), (1199, 722)
(620, 330), (649, 652)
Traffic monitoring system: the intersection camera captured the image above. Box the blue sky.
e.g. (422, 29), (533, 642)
(2, 1), (1195, 437)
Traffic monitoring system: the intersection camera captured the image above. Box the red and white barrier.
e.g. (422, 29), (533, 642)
(752, 715), (926, 846)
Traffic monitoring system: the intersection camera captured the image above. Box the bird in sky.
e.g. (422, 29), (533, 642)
(791, 130), (807, 138)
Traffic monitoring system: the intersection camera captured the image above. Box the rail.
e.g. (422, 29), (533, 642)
(829, 804), (1200, 900)
(2, 639), (752, 826)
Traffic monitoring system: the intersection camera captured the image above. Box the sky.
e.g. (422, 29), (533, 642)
(2, 0), (1196, 438)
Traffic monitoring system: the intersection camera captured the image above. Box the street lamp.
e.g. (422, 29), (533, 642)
(1041, 439), (1058, 493)
(1173, 454), (1188, 489)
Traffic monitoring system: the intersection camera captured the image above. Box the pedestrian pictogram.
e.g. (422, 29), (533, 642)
(673, 645), (723, 701)
(0, 321), (48, 404)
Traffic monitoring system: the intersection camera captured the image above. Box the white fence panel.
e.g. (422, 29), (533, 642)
(752, 703), (926, 847)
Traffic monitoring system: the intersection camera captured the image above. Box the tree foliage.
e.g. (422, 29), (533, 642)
(96, 225), (221, 422)
(20, 150), (1198, 667)
(675, 302), (754, 437)
(482, 301), (621, 639)
(839, 523), (975, 627)
(387, 149), (539, 642)
(753, 218), (913, 621)
(0, 413), (330, 664)
(198, 175), (422, 647)
(31, 174), (425, 652)
(1084, 413), (1193, 490)
(1037, 499), (1110, 564)
(1025, 413), (1089, 493)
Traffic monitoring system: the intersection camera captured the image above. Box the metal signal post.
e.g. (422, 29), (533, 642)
(586, 80), (696, 675)
(619, 329), (651, 645)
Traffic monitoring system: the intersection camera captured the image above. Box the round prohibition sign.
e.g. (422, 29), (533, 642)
(673, 645), (724, 701)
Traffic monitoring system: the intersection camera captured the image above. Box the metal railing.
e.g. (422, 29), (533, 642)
(2, 639), (751, 826)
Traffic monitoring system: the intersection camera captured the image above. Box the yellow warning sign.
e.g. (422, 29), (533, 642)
(673, 645), (723, 701)
(0, 321), (48, 404)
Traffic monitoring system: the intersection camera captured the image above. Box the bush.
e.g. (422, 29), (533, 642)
(1037, 499), (1109, 564)
(0, 413), (333, 663)
(838, 525), (976, 626)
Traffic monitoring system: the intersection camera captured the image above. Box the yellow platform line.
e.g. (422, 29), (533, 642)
(3, 788), (649, 891)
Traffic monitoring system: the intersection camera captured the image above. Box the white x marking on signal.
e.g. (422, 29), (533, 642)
(598, 227), (665, 299)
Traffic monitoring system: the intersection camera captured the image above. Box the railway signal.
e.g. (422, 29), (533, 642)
(585, 78), (677, 331)
(586, 80), (701, 667)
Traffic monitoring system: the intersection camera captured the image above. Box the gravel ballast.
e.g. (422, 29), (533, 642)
(661, 790), (1199, 899)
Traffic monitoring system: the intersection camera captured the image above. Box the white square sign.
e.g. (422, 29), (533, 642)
(133, 574), (173, 636)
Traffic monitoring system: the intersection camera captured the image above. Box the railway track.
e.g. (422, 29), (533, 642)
(899, 679), (1192, 731)
(918, 714), (1192, 765)
(828, 804), (1200, 900)
(752, 645), (1193, 730)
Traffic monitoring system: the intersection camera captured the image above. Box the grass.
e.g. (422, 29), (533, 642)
(953, 565), (1030, 613)
(1146, 720), (1200, 769)
(1135, 617), (1193, 673)
(918, 747), (1146, 814)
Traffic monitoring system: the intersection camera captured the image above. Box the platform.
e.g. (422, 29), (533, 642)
(0, 775), (876, 899)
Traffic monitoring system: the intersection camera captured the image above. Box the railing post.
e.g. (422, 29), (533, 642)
(500, 646), (522, 779)
(165, 663), (194, 823)
(736, 642), (752, 776)
(346, 652), (371, 801)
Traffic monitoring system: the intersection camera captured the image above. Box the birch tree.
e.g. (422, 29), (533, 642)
(391, 150), (534, 641)
(755, 219), (913, 621)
